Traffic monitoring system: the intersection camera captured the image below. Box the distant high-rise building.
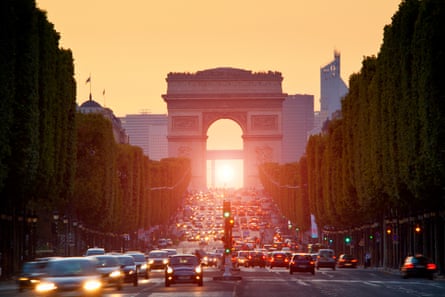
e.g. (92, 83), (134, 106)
(120, 113), (168, 160)
(282, 94), (314, 163)
(312, 51), (349, 134)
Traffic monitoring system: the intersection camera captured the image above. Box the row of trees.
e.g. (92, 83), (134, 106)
(0, 0), (190, 278)
(260, 0), (444, 268)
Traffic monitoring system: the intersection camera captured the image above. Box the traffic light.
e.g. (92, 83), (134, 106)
(224, 247), (231, 254)
(415, 225), (421, 233)
(223, 201), (231, 218)
(345, 236), (351, 244)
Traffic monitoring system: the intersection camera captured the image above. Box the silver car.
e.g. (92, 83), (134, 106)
(34, 257), (103, 296)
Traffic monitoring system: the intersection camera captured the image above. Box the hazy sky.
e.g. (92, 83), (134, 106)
(36, 0), (401, 117)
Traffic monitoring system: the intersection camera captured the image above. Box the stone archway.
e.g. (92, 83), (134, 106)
(162, 67), (287, 189)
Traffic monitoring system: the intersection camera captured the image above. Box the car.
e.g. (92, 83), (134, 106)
(247, 251), (267, 268)
(289, 253), (315, 275)
(165, 254), (203, 287)
(269, 251), (290, 269)
(34, 257), (103, 296)
(337, 254), (358, 268)
(125, 252), (149, 279)
(147, 250), (169, 271)
(90, 255), (123, 290)
(162, 248), (178, 257)
(235, 250), (250, 268)
(17, 260), (48, 292)
(400, 254), (437, 280)
(85, 248), (105, 256)
(114, 255), (138, 286)
(316, 249), (336, 270)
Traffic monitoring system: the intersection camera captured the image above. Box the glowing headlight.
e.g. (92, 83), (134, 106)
(166, 267), (173, 274)
(195, 266), (202, 273)
(148, 259), (154, 264)
(162, 259), (169, 264)
(35, 282), (57, 292)
(141, 264), (147, 270)
(83, 279), (102, 291)
(109, 270), (121, 278)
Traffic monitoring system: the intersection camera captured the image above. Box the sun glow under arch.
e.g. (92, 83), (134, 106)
(207, 119), (243, 189)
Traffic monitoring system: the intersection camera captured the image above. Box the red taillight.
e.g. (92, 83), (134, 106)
(351, 259), (358, 263)
(309, 261), (314, 265)
(405, 263), (414, 269)
(427, 263), (437, 270)
(284, 258), (289, 263)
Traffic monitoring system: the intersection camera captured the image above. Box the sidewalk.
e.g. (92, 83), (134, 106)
(0, 278), (16, 291)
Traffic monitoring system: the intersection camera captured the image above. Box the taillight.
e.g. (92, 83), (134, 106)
(351, 259), (358, 263)
(427, 263), (437, 270)
(405, 263), (414, 269)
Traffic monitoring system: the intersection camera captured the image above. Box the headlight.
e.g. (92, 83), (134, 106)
(166, 267), (173, 274)
(141, 264), (147, 270)
(195, 266), (202, 273)
(148, 259), (154, 264)
(35, 282), (57, 293)
(162, 259), (169, 264)
(83, 279), (102, 291)
(109, 270), (121, 278)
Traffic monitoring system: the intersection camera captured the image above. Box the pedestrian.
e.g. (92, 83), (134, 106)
(365, 251), (371, 268)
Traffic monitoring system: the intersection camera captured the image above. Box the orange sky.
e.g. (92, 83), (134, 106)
(36, 0), (401, 117)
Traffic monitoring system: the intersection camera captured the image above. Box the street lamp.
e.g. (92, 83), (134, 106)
(63, 217), (69, 256)
(53, 212), (59, 255)
(72, 220), (78, 256)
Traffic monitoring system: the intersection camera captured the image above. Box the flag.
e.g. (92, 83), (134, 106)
(85, 76), (91, 84)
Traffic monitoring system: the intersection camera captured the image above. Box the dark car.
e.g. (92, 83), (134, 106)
(34, 257), (103, 297)
(90, 255), (123, 290)
(247, 251), (267, 268)
(147, 250), (169, 271)
(337, 254), (358, 268)
(289, 253), (315, 275)
(125, 252), (149, 279)
(400, 254), (437, 280)
(115, 255), (138, 286)
(269, 251), (290, 269)
(165, 254), (203, 287)
(316, 249), (336, 270)
(17, 260), (48, 292)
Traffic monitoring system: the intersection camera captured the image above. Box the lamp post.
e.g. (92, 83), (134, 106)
(53, 212), (59, 256)
(63, 217), (68, 256)
(72, 221), (78, 256)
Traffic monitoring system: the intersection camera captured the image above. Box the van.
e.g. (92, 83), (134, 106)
(316, 249), (336, 270)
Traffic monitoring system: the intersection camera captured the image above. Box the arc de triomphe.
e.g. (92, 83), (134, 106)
(162, 67), (287, 190)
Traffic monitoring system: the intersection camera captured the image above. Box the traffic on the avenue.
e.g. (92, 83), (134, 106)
(0, 190), (443, 297)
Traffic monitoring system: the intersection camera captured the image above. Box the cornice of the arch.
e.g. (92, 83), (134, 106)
(202, 111), (247, 134)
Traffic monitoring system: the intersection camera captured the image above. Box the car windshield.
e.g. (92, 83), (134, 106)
(47, 259), (97, 276)
(129, 254), (146, 262)
(96, 257), (119, 267)
(149, 252), (168, 258)
(23, 261), (46, 273)
(117, 257), (135, 265)
(170, 256), (198, 266)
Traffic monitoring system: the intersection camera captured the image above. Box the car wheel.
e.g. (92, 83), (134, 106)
(198, 280), (203, 287)
(116, 283), (122, 291)
(311, 270), (315, 275)
(165, 279), (170, 287)
(290, 269), (293, 275)
(332, 266), (336, 271)
(133, 276), (138, 286)
(145, 272), (149, 279)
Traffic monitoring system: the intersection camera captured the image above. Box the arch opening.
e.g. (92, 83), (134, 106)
(206, 119), (243, 189)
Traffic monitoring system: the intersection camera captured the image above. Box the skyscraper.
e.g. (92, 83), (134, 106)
(312, 51), (349, 134)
